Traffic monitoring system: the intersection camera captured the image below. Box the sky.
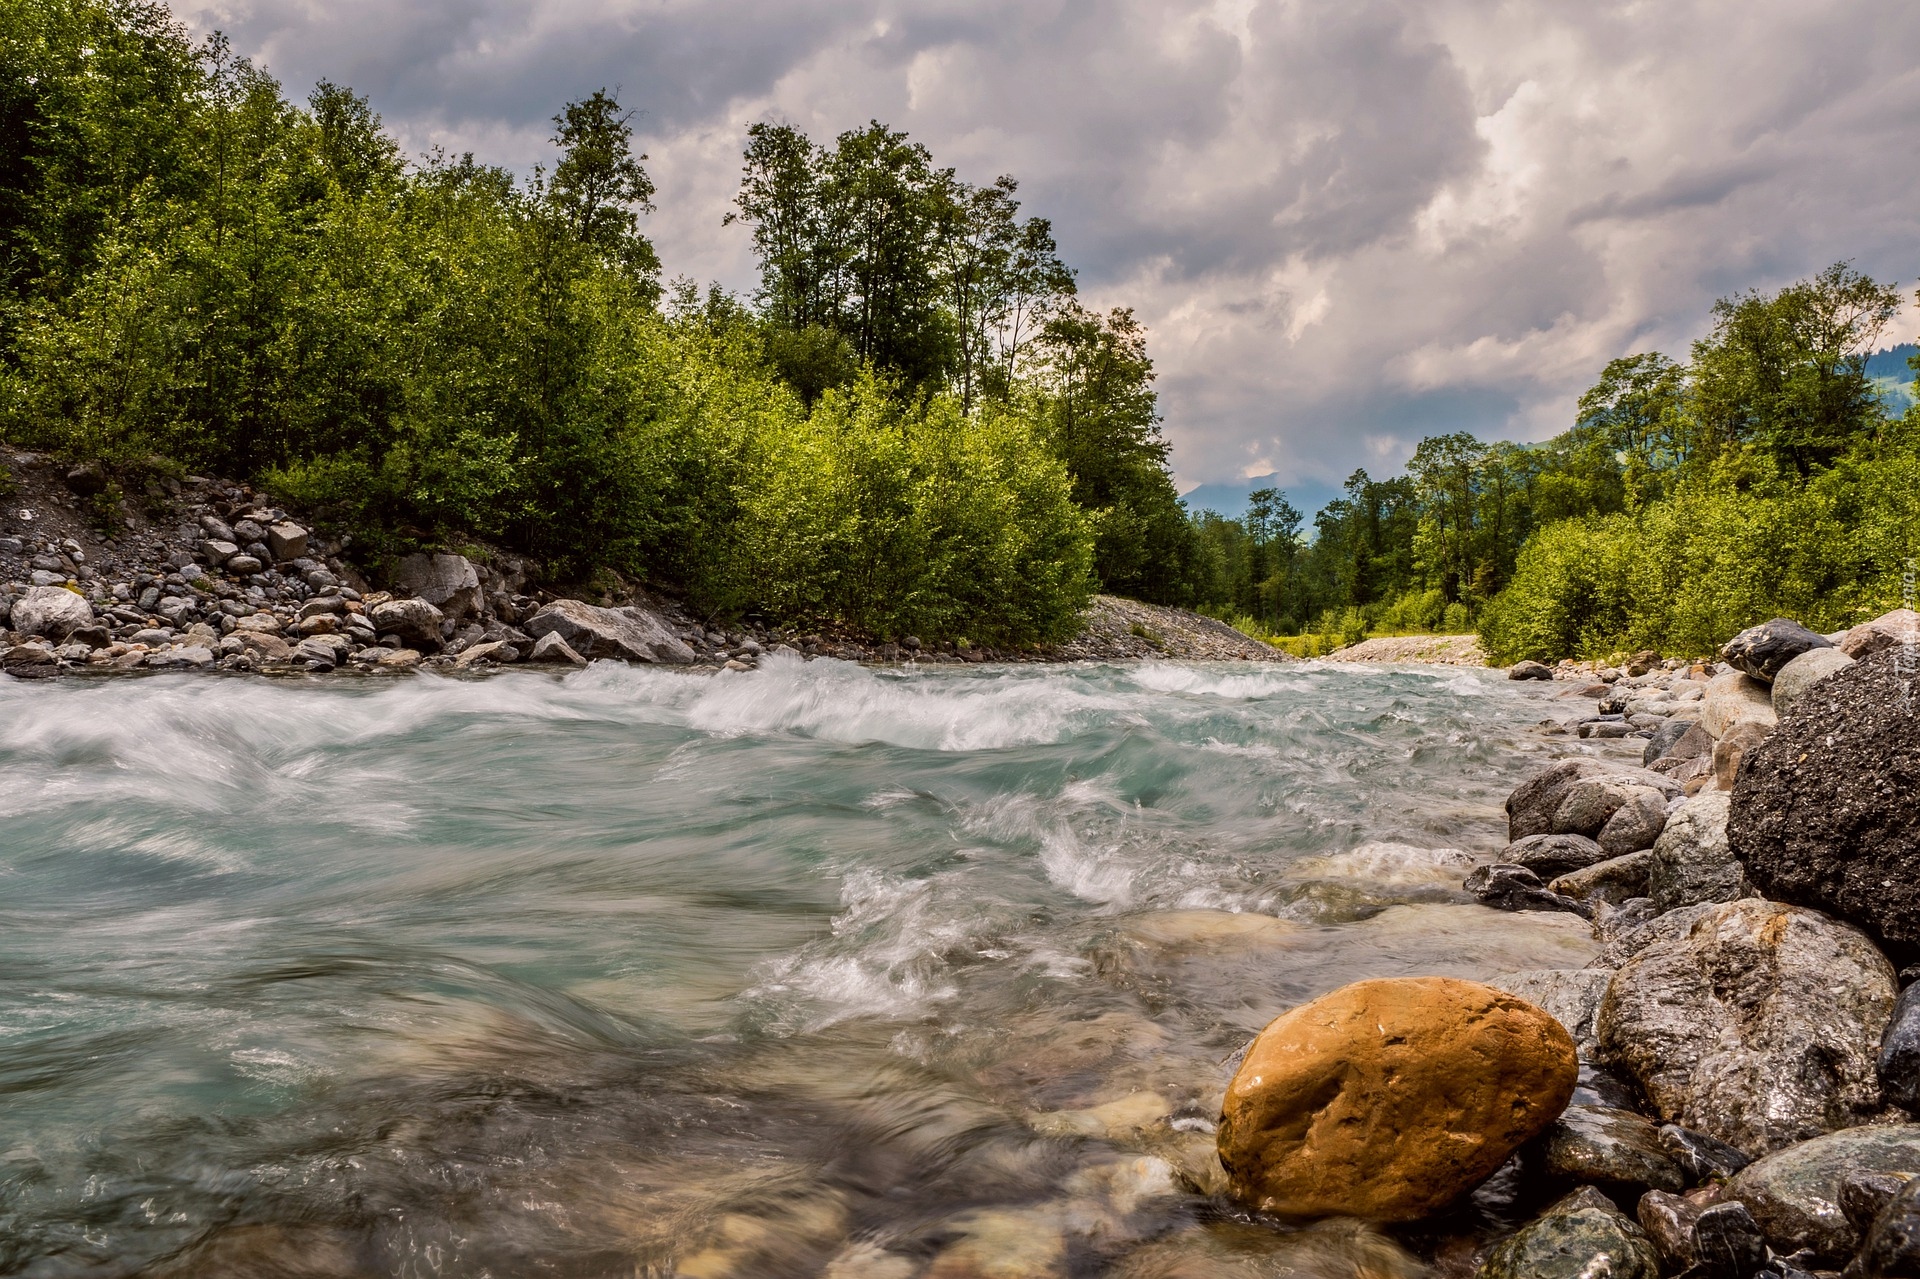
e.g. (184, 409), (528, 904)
(166, 0), (1920, 507)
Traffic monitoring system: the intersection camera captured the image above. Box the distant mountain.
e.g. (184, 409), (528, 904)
(1180, 474), (1343, 523)
(1866, 344), (1915, 416)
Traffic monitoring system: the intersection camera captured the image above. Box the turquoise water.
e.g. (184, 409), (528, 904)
(0, 657), (1596, 1276)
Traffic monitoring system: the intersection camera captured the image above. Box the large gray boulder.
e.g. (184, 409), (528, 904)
(1770, 646), (1854, 719)
(1507, 760), (1620, 841)
(395, 553), (483, 621)
(1552, 774), (1680, 840)
(524, 599), (695, 665)
(1729, 1125), (1920, 1264)
(1721, 617), (1834, 682)
(1502, 833), (1612, 879)
(1647, 791), (1745, 911)
(1731, 648), (1920, 959)
(9, 585), (94, 640)
(1595, 898), (1895, 1157)
(367, 597), (445, 651)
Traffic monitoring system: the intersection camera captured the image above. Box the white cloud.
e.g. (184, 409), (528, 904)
(165, 0), (1920, 495)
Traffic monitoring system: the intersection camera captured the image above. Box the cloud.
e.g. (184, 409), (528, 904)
(166, 0), (1920, 495)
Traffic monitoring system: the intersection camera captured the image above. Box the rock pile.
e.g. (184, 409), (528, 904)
(1214, 610), (1919, 1275)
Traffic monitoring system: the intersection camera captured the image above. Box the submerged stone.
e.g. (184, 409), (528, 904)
(1475, 1186), (1660, 1279)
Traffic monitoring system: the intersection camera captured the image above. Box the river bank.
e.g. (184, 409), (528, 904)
(0, 452), (1281, 677)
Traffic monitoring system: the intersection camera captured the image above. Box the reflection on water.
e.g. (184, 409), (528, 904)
(0, 656), (1593, 1276)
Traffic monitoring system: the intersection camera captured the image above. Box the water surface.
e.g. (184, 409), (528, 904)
(0, 657), (1595, 1277)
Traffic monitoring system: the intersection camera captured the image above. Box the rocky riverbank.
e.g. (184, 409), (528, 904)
(0, 452), (1283, 677)
(1310, 611), (1920, 1278)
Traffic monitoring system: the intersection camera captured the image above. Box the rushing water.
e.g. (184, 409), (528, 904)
(0, 657), (1599, 1278)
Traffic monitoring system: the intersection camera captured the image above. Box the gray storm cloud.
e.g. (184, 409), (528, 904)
(168, 0), (1920, 497)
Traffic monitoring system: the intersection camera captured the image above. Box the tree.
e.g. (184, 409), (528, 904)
(1690, 262), (1899, 475)
(547, 89), (659, 287)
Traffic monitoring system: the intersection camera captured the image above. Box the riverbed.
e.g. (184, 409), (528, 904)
(0, 657), (1598, 1276)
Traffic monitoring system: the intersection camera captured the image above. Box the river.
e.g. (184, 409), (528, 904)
(0, 656), (1599, 1277)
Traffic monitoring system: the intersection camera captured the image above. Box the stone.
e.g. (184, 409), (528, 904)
(375, 648), (421, 669)
(1843, 609), (1920, 661)
(265, 522), (308, 562)
(1729, 1125), (1920, 1263)
(1721, 618), (1835, 683)
(1466, 864), (1592, 917)
(1594, 902), (1719, 968)
(1648, 791), (1746, 911)
(524, 598), (695, 665)
(233, 631), (291, 660)
(1508, 760), (1624, 841)
(1657, 1125), (1751, 1183)
(1843, 1170), (1914, 1236)
(298, 596), (346, 619)
(1770, 646), (1856, 719)
(196, 539), (239, 565)
(63, 461), (105, 495)
(1509, 660), (1554, 680)
(394, 552), (483, 621)
(1636, 1189), (1706, 1272)
(1489, 969), (1613, 1057)
(1475, 1186), (1661, 1279)
(367, 597), (445, 651)
(1553, 775), (1682, 838)
(1504, 833), (1613, 878)
(9, 585), (94, 640)
(527, 632), (586, 666)
(1597, 899), (1896, 1157)
(233, 612), (281, 633)
(149, 646), (215, 668)
(1701, 668), (1778, 738)
(1550, 851), (1653, 908)
(1217, 976), (1577, 1220)
(453, 639), (516, 668)
(1645, 718), (1700, 766)
(1878, 981), (1920, 1112)
(1688, 1201), (1769, 1279)
(1596, 788), (1670, 855)
(1711, 718), (1771, 790)
(1535, 1104), (1686, 1196)
(1857, 1176), (1920, 1279)
(1730, 649), (1920, 960)
(225, 554), (263, 575)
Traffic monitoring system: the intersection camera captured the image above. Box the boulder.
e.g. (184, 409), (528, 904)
(1508, 760), (1623, 841)
(1596, 788), (1670, 855)
(1647, 791), (1745, 912)
(265, 522), (308, 562)
(527, 632), (587, 667)
(1856, 1175), (1920, 1279)
(1879, 982), (1920, 1113)
(453, 639), (516, 668)
(10, 585), (94, 640)
(394, 553), (483, 622)
(375, 648), (422, 669)
(1596, 899), (1896, 1157)
(1534, 1104), (1686, 1197)
(1509, 660), (1554, 680)
(1502, 833), (1613, 879)
(1466, 864), (1591, 917)
(1488, 969), (1613, 1057)
(196, 539), (239, 565)
(524, 599), (695, 665)
(1721, 618), (1834, 682)
(1550, 851), (1654, 908)
(1644, 718), (1702, 766)
(1710, 718), (1771, 791)
(1770, 646), (1855, 719)
(1217, 976), (1576, 1220)
(1843, 609), (1920, 661)
(1731, 648), (1920, 959)
(367, 597), (445, 651)
(1729, 1125), (1920, 1264)
(1700, 669), (1777, 739)
(1552, 775), (1681, 839)
(62, 461), (105, 495)
(1593, 902), (1720, 969)
(1475, 1186), (1660, 1279)
(226, 554), (263, 575)
(1657, 1125), (1751, 1183)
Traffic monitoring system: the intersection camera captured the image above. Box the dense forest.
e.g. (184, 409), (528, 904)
(0, 0), (1197, 644)
(1187, 262), (1920, 661)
